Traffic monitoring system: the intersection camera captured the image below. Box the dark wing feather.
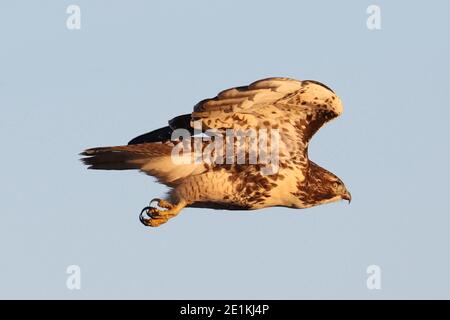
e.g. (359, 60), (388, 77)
(128, 126), (173, 145)
(128, 114), (193, 145)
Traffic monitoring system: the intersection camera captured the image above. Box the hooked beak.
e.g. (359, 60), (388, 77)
(341, 192), (352, 204)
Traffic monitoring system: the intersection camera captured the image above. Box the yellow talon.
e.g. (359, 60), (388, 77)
(139, 199), (186, 227)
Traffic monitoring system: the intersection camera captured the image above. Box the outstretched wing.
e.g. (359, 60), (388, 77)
(191, 77), (344, 164)
(82, 77), (343, 189)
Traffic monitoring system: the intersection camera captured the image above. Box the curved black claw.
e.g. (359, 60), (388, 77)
(139, 206), (153, 226)
(149, 198), (162, 208)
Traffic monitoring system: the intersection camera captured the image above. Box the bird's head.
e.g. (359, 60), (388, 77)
(300, 161), (351, 207)
(321, 173), (351, 204)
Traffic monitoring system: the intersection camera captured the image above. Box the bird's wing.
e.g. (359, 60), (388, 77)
(128, 114), (193, 145)
(191, 77), (344, 163)
(82, 78), (343, 187)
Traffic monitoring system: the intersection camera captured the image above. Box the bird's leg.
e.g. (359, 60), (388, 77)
(139, 198), (186, 227)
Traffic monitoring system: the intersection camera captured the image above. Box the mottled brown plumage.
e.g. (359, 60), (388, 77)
(81, 77), (351, 227)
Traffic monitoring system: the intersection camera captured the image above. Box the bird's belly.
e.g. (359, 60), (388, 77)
(182, 171), (235, 203)
(179, 168), (306, 210)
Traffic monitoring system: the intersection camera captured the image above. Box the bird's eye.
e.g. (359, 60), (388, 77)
(332, 182), (339, 189)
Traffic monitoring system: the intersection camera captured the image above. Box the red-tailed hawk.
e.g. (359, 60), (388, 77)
(81, 77), (351, 227)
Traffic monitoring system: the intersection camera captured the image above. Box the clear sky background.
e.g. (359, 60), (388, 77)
(1, 0), (449, 299)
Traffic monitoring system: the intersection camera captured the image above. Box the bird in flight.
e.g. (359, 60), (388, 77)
(81, 77), (351, 227)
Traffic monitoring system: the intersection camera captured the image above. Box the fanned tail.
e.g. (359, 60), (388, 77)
(80, 143), (172, 170)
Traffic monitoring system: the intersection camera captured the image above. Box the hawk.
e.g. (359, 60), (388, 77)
(81, 77), (351, 227)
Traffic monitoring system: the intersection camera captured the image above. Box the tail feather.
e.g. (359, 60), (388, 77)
(81, 142), (206, 185)
(80, 143), (172, 170)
